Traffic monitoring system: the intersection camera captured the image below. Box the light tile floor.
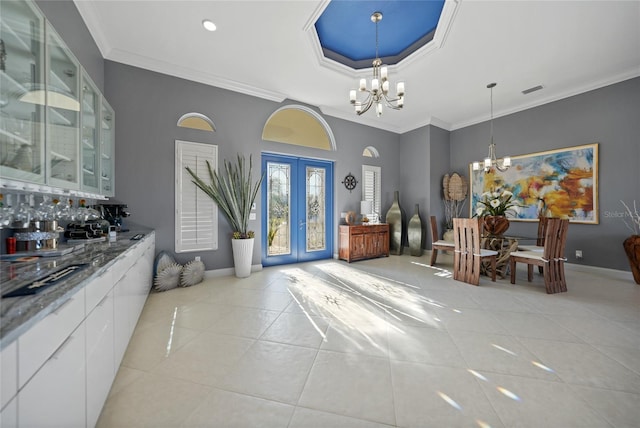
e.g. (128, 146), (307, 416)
(97, 253), (640, 428)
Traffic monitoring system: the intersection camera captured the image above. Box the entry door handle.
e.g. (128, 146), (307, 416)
(299, 219), (306, 230)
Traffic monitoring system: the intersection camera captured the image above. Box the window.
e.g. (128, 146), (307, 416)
(175, 140), (217, 253)
(362, 164), (381, 217)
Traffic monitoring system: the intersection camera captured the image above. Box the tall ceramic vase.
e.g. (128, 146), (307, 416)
(386, 190), (403, 255)
(232, 238), (254, 278)
(623, 235), (640, 284)
(408, 204), (423, 256)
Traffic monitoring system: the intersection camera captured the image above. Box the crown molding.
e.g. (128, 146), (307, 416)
(73, 0), (111, 58)
(451, 68), (640, 131)
(107, 48), (287, 103)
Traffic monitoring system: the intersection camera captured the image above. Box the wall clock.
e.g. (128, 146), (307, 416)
(342, 173), (358, 192)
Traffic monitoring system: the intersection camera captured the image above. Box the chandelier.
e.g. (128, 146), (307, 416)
(349, 12), (405, 117)
(473, 83), (511, 172)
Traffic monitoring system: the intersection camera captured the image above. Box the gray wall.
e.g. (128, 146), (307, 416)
(104, 61), (401, 269)
(450, 77), (640, 271)
(38, 0), (640, 273)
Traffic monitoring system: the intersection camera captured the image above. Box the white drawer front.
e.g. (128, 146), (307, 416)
(1, 341), (17, 410)
(18, 288), (86, 388)
(85, 267), (114, 312)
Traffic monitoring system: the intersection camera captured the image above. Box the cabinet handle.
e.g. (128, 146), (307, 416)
(50, 335), (73, 361)
(96, 293), (109, 307)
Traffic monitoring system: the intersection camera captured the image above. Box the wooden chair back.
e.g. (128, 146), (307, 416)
(542, 218), (569, 262)
(430, 216), (440, 244)
(429, 216), (454, 266)
(453, 218), (493, 285)
(510, 217), (569, 293)
(536, 216), (549, 246)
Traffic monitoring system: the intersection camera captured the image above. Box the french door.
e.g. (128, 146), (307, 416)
(261, 154), (334, 266)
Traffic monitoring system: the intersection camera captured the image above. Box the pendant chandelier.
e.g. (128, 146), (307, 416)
(473, 83), (511, 172)
(349, 12), (405, 117)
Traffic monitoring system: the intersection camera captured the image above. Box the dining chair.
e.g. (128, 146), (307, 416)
(509, 218), (569, 294)
(518, 216), (549, 274)
(430, 216), (454, 266)
(453, 218), (497, 285)
(517, 216), (548, 253)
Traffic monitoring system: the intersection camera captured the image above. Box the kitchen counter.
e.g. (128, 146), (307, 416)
(0, 225), (155, 350)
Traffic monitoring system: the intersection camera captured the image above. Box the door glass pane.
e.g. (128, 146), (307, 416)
(306, 166), (326, 252)
(267, 162), (290, 256)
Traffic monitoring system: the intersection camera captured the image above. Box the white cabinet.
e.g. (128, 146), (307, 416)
(1, 0), (115, 197)
(1, 341), (17, 410)
(81, 71), (101, 193)
(85, 289), (115, 428)
(1, 396), (17, 428)
(0, 0), (46, 184)
(18, 289), (85, 388)
(19, 323), (86, 428)
(100, 100), (115, 197)
(4, 233), (155, 428)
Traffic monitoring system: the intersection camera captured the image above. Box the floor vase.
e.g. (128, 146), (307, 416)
(623, 235), (640, 284)
(386, 191), (403, 255)
(408, 204), (422, 256)
(232, 238), (254, 278)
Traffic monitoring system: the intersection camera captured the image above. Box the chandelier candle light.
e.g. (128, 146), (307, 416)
(349, 12), (405, 117)
(473, 83), (511, 172)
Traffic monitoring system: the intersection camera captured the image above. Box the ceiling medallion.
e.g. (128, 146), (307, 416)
(348, 12), (405, 117)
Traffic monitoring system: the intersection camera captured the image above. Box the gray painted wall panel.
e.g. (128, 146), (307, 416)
(104, 61), (401, 269)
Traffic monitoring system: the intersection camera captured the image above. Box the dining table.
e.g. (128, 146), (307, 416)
(480, 234), (536, 279)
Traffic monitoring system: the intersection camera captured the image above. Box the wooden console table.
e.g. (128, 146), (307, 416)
(339, 224), (390, 263)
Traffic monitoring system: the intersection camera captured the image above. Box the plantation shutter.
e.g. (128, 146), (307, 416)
(362, 165), (381, 216)
(175, 140), (218, 253)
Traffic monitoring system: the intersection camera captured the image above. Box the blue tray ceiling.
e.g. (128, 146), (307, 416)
(315, 0), (445, 69)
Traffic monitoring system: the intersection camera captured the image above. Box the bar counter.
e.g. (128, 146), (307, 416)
(0, 225), (155, 350)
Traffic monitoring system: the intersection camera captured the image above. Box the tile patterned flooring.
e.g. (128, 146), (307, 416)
(97, 253), (640, 427)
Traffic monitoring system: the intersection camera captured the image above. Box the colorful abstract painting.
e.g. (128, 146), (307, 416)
(469, 143), (599, 224)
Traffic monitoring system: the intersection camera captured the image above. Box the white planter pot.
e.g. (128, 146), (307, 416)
(231, 238), (254, 278)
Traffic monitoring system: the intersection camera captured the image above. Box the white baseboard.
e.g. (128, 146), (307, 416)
(203, 264), (263, 278)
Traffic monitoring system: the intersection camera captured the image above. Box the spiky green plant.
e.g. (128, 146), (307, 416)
(186, 154), (264, 239)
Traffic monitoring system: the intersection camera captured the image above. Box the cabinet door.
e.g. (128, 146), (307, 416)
(19, 323), (86, 428)
(0, 0), (46, 183)
(80, 71), (100, 193)
(113, 270), (134, 368)
(86, 289), (115, 428)
(100, 100), (115, 196)
(45, 22), (80, 190)
(351, 233), (365, 259)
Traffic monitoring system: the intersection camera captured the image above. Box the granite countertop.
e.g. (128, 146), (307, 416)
(0, 225), (155, 350)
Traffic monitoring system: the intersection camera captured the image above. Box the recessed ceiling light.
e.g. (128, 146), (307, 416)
(202, 19), (217, 32)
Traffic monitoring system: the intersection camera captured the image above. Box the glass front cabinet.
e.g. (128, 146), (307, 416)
(81, 71), (100, 193)
(100, 99), (114, 197)
(1, 0), (115, 197)
(45, 22), (80, 190)
(0, 0), (46, 183)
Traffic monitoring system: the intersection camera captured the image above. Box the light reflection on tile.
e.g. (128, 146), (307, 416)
(98, 254), (640, 428)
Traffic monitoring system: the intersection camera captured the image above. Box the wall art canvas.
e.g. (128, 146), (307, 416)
(469, 143), (599, 224)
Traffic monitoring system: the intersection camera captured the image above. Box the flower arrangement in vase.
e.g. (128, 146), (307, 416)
(475, 189), (519, 235)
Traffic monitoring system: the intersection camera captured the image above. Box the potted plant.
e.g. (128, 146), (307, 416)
(186, 154), (264, 278)
(621, 200), (640, 284)
(474, 189), (519, 236)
